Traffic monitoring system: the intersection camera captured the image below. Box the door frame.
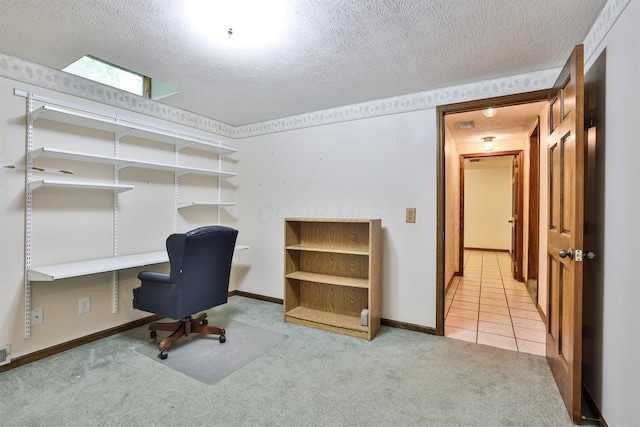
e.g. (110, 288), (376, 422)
(436, 90), (548, 336)
(527, 121), (541, 300)
(458, 150), (523, 277)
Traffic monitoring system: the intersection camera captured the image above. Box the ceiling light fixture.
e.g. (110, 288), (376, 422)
(482, 136), (495, 152)
(483, 108), (498, 118)
(186, 0), (289, 50)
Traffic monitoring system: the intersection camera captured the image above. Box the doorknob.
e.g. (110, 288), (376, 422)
(584, 251), (596, 260)
(559, 248), (574, 259)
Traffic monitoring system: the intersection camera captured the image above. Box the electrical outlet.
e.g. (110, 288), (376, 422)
(406, 208), (416, 223)
(0, 344), (11, 366)
(31, 307), (44, 325)
(79, 297), (91, 314)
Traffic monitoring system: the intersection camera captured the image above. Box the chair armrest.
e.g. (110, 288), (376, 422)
(137, 271), (170, 283)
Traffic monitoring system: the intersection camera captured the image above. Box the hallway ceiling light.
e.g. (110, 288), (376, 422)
(483, 108), (498, 118)
(482, 136), (495, 151)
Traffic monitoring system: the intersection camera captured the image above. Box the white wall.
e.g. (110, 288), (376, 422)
(233, 110), (438, 327)
(464, 166), (512, 250)
(582, 0), (639, 423)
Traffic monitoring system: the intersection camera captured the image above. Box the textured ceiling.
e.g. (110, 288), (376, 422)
(0, 0), (606, 126)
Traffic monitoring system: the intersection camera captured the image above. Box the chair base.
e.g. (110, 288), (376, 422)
(148, 313), (226, 359)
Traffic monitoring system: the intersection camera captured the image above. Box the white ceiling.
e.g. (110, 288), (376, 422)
(445, 101), (546, 148)
(0, 0), (606, 127)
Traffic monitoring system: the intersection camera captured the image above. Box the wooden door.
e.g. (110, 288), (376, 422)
(546, 44), (585, 423)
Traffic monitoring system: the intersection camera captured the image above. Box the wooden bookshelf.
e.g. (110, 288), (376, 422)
(284, 218), (381, 340)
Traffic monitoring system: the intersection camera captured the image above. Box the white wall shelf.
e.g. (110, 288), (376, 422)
(30, 147), (236, 179)
(28, 179), (134, 192)
(28, 245), (250, 282)
(177, 201), (238, 209)
(32, 104), (236, 156)
(28, 251), (169, 282)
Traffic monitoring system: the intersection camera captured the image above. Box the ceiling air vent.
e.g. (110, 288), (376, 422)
(470, 159), (481, 163)
(456, 120), (476, 130)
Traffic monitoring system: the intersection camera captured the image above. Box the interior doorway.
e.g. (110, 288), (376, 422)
(436, 47), (603, 423)
(459, 151), (523, 280)
(445, 149), (546, 353)
(435, 91), (549, 351)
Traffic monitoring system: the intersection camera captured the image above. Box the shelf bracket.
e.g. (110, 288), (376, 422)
(114, 161), (132, 172)
(175, 141), (192, 151)
(115, 128), (135, 141)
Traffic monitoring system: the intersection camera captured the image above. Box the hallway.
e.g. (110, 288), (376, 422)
(445, 250), (546, 356)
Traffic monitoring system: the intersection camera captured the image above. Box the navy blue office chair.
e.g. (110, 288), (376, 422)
(133, 226), (238, 359)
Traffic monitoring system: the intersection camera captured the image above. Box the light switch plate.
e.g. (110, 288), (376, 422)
(406, 208), (416, 223)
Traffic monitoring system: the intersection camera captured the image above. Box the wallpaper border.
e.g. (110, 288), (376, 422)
(233, 69), (561, 138)
(0, 0), (628, 140)
(0, 53), (236, 138)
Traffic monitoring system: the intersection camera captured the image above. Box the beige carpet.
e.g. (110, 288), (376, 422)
(1, 297), (577, 426)
(135, 316), (287, 384)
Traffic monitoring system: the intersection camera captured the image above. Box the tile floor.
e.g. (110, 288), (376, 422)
(445, 249), (546, 356)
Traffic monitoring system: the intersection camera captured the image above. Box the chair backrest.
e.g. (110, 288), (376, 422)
(166, 226), (238, 315)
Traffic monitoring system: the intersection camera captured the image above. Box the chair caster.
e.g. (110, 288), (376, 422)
(219, 335), (226, 343)
(150, 330), (157, 339)
(202, 319), (208, 326)
(159, 350), (168, 360)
